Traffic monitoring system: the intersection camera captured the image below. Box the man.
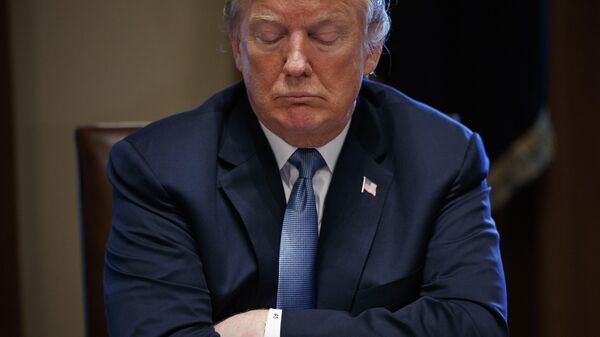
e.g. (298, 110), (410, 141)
(104, 0), (508, 336)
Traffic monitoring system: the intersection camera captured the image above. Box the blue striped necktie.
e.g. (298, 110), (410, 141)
(277, 148), (325, 309)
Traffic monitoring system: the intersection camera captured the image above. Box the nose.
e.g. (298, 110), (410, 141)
(283, 32), (312, 77)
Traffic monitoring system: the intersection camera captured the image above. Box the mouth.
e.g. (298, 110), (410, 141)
(276, 93), (322, 104)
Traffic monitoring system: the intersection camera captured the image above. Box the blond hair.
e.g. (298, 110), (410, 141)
(223, 0), (390, 51)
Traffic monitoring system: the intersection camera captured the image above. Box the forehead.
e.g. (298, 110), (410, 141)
(241, 0), (366, 26)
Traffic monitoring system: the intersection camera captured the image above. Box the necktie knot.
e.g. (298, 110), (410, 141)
(288, 148), (325, 179)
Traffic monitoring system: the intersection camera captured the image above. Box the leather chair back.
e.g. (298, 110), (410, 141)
(75, 123), (146, 337)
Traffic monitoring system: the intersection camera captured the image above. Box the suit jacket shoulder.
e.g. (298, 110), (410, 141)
(122, 81), (246, 158)
(360, 79), (479, 159)
(355, 80), (489, 200)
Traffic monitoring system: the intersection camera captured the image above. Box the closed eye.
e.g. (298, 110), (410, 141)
(250, 19), (287, 45)
(311, 31), (340, 46)
(256, 30), (284, 44)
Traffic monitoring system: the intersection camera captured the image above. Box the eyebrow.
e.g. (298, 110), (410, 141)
(311, 12), (348, 25)
(249, 14), (280, 23)
(310, 16), (350, 30)
(249, 13), (350, 31)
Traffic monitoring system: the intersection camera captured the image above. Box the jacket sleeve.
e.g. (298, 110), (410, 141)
(104, 139), (219, 337)
(281, 133), (508, 337)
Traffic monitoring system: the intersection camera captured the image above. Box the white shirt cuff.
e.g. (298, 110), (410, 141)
(263, 308), (282, 337)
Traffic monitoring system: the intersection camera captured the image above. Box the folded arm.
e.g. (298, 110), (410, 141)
(105, 139), (220, 337)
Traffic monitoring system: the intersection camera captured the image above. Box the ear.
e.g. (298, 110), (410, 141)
(230, 34), (243, 72)
(363, 43), (383, 75)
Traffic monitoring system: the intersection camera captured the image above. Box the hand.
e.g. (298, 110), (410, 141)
(215, 309), (268, 337)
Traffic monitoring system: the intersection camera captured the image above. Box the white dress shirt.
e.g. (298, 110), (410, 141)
(259, 121), (350, 337)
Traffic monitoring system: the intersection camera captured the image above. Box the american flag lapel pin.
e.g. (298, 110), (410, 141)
(361, 176), (377, 197)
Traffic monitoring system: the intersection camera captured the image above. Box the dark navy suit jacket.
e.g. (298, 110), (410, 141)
(105, 80), (508, 336)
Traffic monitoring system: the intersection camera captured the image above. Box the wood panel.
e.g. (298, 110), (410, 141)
(0, 0), (22, 335)
(539, 0), (600, 336)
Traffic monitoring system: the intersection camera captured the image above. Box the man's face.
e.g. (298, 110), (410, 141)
(231, 0), (381, 147)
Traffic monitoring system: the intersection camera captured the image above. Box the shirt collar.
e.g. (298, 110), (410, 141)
(259, 120), (351, 173)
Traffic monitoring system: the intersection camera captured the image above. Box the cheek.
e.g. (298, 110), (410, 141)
(245, 50), (282, 85)
(323, 47), (366, 79)
(320, 54), (364, 94)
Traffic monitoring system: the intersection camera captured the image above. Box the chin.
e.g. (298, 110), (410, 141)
(260, 106), (343, 146)
(279, 114), (326, 135)
(279, 120), (340, 148)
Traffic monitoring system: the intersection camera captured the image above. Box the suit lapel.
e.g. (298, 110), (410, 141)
(218, 95), (285, 307)
(316, 96), (394, 311)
